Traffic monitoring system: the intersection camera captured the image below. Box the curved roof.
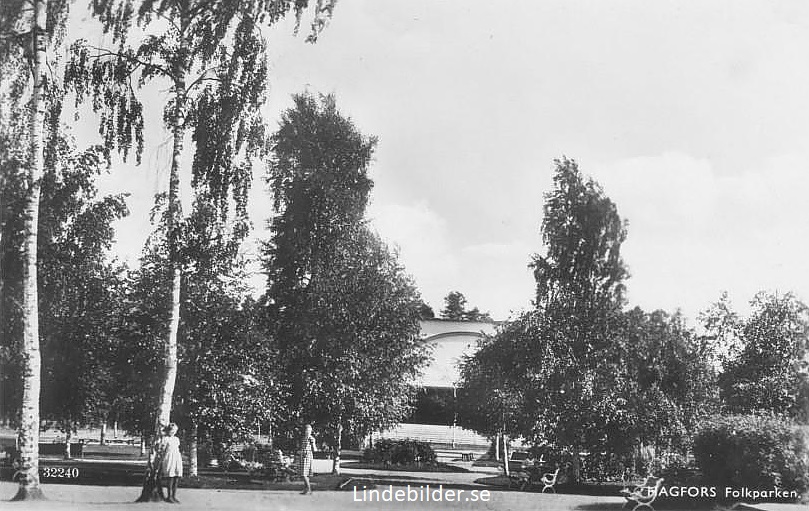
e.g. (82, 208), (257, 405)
(418, 319), (498, 388)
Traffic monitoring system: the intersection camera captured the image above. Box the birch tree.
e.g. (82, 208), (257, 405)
(0, 0), (70, 500)
(65, 0), (338, 499)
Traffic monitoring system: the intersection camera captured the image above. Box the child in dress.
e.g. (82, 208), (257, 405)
(298, 424), (316, 495)
(158, 423), (183, 503)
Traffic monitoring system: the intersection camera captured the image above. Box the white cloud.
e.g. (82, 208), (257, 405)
(591, 151), (809, 320)
(367, 200), (460, 310)
(368, 199), (535, 319)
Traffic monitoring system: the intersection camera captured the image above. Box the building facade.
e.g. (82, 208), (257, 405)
(375, 319), (497, 449)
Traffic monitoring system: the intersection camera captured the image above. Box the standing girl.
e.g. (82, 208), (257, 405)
(298, 424), (316, 495)
(159, 423), (183, 503)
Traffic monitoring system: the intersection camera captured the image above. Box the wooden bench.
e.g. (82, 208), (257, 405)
(461, 453), (475, 461)
(620, 476), (664, 511)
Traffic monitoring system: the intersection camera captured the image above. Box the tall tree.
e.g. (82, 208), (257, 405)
(440, 291), (492, 322)
(461, 158), (633, 481)
(1, 0), (71, 498)
(65, 0), (338, 499)
(707, 292), (809, 421)
(1, 120), (129, 465)
(531, 157), (628, 317)
(263, 93), (428, 473)
(303, 226), (427, 474)
(459, 159), (720, 481)
(36, 139), (128, 459)
(176, 197), (285, 476)
(441, 291), (468, 320)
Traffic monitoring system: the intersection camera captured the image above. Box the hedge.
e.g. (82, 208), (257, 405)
(363, 439), (437, 466)
(693, 414), (808, 498)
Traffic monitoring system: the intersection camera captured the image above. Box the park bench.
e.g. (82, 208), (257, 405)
(540, 467), (559, 493)
(509, 456), (553, 492)
(620, 476), (664, 511)
(461, 452), (475, 461)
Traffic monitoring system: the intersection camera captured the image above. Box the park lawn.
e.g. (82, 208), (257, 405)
(473, 475), (770, 510)
(0, 459), (353, 492)
(471, 458), (501, 468)
(181, 472), (348, 492)
(339, 461), (468, 473)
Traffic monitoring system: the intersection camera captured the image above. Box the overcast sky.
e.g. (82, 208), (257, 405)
(83, 0), (809, 323)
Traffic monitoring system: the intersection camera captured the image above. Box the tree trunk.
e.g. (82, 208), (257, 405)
(138, 66), (186, 504)
(64, 423), (72, 460)
(331, 422), (343, 475)
(100, 422), (106, 446)
(12, 0), (47, 501)
(571, 450), (581, 484)
(189, 422), (198, 477)
(502, 433), (509, 477)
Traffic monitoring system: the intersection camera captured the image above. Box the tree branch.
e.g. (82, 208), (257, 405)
(185, 68), (222, 92)
(85, 45), (174, 82)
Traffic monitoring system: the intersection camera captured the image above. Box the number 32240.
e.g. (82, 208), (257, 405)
(42, 467), (79, 478)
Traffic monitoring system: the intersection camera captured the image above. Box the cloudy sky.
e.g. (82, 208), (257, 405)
(83, 0), (809, 323)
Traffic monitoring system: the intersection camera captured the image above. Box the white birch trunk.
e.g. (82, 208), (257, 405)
(502, 433), (510, 477)
(189, 422), (198, 477)
(155, 62), (184, 428)
(13, 0), (47, 500)
(139, 63), (185, 504)
(64, 424), (72, 460)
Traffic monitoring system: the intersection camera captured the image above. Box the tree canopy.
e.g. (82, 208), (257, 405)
(262, 93), (428, 472)
(440, 291), (493, 322)
(459, 158), (716, 479)
(704, 291), (809, 421)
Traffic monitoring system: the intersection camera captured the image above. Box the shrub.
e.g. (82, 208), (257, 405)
(693, 414), (808, 499)
(655, 452), (701, 486)
(363, 439), (437, 466)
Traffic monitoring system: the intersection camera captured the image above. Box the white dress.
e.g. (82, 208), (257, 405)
(159, 436), (183, 478)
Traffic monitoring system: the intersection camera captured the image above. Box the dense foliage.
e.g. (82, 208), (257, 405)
(440, 291), (492, 322)
(693, 414), (809, 498)
(458, 158), (717, 481)
(262, 93), (429, 470)
(702, 292), (809, 421)
(0, 114), (128, 436)
(363, 439), (437, 466)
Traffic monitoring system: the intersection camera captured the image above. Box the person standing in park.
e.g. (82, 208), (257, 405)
(299, 424), (316, 495)
(158, 423), (183, 503)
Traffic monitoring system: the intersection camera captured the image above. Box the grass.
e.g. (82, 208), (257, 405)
(339, 461), (469, 473)
(180, 472), (348, 492)
(0, 459), (361, 492)
(472, 475), (801, 510)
